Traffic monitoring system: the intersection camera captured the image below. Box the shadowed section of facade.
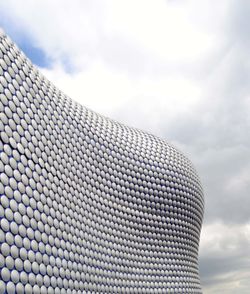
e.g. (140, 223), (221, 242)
(0, 30), (204, 293)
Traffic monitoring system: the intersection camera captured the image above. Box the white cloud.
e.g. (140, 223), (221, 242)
(0, 0), (226, 64)
(104, 0), (216, 62)
(40, 61), (201, 134)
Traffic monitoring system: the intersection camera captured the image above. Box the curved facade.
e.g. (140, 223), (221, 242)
(0, 30), (204, 293)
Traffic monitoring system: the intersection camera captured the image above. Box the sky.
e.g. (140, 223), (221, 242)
(0, 0), (250, 293)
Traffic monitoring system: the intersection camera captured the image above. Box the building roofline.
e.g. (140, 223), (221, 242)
(0, 28), (5, 37)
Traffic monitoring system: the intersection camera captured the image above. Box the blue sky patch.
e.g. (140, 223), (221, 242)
(16, 35), (51, 68)
(0, 14), (79, 73)
(0, 16), (51, 68)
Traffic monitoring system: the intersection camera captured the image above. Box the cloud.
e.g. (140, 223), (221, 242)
(0, 0), (228, 75)
(41, 61), (202, 133)
(0, 0), (250, 292)
(199, 222), (250, 293)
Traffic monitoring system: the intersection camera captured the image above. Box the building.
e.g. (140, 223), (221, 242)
(0, 30), (204, 293)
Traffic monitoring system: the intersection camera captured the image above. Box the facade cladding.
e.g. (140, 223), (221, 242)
(0, 30), (204, 293)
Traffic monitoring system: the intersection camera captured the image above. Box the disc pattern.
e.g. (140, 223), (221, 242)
(0, 30), (204, 293)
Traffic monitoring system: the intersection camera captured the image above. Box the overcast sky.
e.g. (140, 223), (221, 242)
(0, 1), (250, 293)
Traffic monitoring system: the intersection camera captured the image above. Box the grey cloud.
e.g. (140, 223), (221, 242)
(229, 0), (250, 47)
(199, 226), (250, 293)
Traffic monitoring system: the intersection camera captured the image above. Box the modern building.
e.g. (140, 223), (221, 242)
(0, 30), (204, 293)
